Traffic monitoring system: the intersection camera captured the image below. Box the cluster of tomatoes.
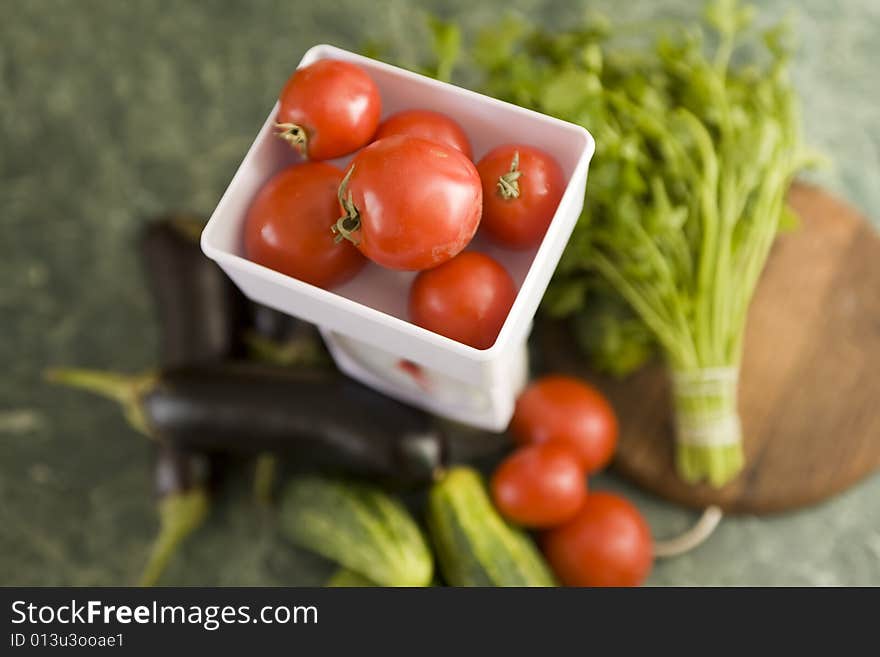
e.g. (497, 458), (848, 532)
(492, 375), (654, 586)
(244, 59), (565, 350)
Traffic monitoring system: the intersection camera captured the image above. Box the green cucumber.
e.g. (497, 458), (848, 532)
(280, 476), (433, 587)
(325, 568), (377, 587)
(427, 467), (557, 587)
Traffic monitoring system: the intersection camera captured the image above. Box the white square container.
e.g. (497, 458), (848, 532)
(201, 44), (595, 431)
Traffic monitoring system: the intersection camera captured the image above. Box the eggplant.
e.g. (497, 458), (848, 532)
(139, 215), (246, 366)
(153, 443), (212, 498)
(139, 444), (210, 586)
(241, 304), (330, 503)
(47, 363), (447, 488)
(139, 215), (234, 581)
(247, 303), (314, 344)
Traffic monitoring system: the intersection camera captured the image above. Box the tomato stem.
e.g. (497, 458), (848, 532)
(496, 150), (522, 200)
(332, 165), (361, 246)
(274, 122), (309, 157)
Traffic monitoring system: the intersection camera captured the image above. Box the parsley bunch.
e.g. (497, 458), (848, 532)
(410, 0), (818, 486)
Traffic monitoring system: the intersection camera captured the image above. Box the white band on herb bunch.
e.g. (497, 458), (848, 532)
(671, 368), (741, 447)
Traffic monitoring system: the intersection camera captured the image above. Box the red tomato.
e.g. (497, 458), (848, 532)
(375, 109), (472, 159)
(275, 60), (381, 160)
(491, 442), (587, 528)
(542, 492), (653, 587)
(409, 252), (516, 350)
(334, 136), (482, 271)
(511, 375), (618, 473)
(244, 162), (365, 289)
(476, 144), (565, 249)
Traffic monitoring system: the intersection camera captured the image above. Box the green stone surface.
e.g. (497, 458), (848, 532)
(1, 0), (878, 586)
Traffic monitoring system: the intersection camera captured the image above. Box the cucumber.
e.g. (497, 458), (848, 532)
(280, 476), (433, 587)
(325, 568), (377, 587)
(427, 467), (557, 587)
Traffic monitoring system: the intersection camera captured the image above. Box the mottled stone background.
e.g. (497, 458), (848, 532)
(1, 0), (878, 585)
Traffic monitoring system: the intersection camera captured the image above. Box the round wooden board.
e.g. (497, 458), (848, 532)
(536, 183), (880, 514)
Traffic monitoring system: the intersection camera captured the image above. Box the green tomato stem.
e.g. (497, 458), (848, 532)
(274, 122), (309, 158)
(332, 166), (361, 245)
(496, 150), (522, 199)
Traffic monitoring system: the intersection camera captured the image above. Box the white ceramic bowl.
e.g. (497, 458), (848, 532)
(202, 44), (595, 430)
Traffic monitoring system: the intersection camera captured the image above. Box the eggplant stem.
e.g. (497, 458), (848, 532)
(243, 332), (328, 367)
(45, 367), (155, 436)
(139, 489), (210, 586)
(167, 215), (206, 242)
(653, 506), (723, 558)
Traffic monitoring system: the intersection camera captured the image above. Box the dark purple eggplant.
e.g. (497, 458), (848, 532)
(139, 215), (246, 367)
(153, 443), (212, 499)
(242, 304), (329, 502)
(136, 214), (246, 585)
(47, 363), (447, 488)
(247, 303), (314, 344)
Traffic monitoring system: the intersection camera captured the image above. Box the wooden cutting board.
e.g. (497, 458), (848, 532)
(536, 183), (880, 514)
